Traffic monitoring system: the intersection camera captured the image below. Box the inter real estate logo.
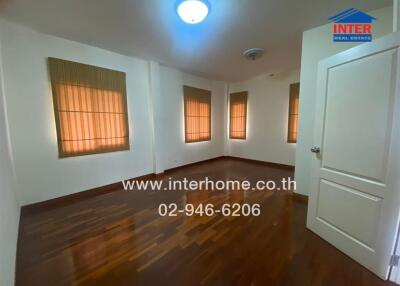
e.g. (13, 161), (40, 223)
(329, 8), (376, 42)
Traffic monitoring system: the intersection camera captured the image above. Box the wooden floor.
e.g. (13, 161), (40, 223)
(16, 158), (396, 286)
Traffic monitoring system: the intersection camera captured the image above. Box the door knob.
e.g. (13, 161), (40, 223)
(310, 146), (320, 153)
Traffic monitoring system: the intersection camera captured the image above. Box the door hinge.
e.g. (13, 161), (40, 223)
(390, 255), (400, 267)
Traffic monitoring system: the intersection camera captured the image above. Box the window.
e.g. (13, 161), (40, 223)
(229, 91), (248, 139)
(287, 82), (300, 143)
(183, 86), (211, 143)
(48, 58), (130, 158)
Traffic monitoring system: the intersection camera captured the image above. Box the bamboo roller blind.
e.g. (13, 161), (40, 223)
(287, 82), (300, 143)
(183, 86), (211, 143)
(48, 58), (130, 157)
(229, 91), (248, 139)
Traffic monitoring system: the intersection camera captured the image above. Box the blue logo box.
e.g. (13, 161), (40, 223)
(333, 34), (372, 42)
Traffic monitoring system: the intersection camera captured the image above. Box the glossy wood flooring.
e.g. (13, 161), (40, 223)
(16, 158), (396, 286)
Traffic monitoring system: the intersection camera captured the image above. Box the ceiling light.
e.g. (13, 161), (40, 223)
(177, 0), (210, 24)
(243, 48), (265, 61)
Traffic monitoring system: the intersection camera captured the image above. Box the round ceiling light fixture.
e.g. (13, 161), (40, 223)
(177, 0), (210, 24)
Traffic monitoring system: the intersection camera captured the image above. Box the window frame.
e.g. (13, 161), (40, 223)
(183, 85), (212, 143)
(48, 58), (130, 158)
(229, 91), (248, 140)
(287, 82), (300, 144)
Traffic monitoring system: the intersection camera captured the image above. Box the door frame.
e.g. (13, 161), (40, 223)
(307, 31), (400, 279)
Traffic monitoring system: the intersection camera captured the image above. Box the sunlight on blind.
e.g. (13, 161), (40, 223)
(288, 83), (300, 143)
(184, 86), (211, 143)
(48, 58), (129, 157)
(229, 92), (247, 139)
(57, 84), (128, 154)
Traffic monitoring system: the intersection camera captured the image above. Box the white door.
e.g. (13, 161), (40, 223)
(307, 32), (400, 279)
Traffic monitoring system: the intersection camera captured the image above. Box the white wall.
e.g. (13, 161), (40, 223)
(158, 65), (226, 171)
(0, 20), (229, 205)
(227, 70), (299, 166)
(0, 21), (155, 205)
(294, 6), (393, 195)
(0, 33), (20, 286)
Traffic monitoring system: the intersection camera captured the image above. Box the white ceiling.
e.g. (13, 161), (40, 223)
(0, 0), (392, 81)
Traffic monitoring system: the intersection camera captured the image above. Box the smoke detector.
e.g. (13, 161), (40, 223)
(243, 48), (265, 60)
